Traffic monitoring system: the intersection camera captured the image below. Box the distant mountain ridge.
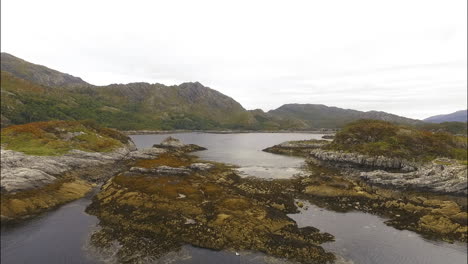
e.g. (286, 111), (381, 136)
(268, 104), (422, 128)
(424, 110), (467, 123)
(0, 53), (424, 130)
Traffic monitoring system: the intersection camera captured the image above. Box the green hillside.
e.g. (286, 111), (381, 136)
(0, 70), (297, 130)
(1, 120), (129, 155)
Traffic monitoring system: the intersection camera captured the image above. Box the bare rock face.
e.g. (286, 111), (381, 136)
(0, 144), (136, 193)
(309, 149), (417, 172)
(308, 149), (467, 195)
(359, 160), (468, 195)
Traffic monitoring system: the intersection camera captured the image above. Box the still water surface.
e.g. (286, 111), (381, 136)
(131, 132), (322, 178)
(1, 133), (467, 264)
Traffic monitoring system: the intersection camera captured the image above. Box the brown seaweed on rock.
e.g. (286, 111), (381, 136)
(86, 152), (336, 264)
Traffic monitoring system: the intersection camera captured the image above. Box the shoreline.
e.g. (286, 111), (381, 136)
(121, 129), (337, 135)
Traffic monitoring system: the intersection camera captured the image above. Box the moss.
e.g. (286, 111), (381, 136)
(298, 162), (468, 242)
(0, 120), (127, 155)
(87, 154), (336, 264)
(326, 119), (468, 162)
(1, 178), (92, 220)
(134, 153), (193, 168)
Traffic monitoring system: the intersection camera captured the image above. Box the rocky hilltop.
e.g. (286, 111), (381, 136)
(0, 53), (88, 87)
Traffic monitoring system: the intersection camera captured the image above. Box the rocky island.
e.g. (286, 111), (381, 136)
(264, 120), (468, 242)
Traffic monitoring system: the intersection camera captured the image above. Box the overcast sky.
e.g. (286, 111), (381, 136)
(2, 0), (467, 119)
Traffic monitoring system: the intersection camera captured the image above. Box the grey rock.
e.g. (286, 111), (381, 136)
(277, 141), (329, 149)
(1, 142), (136, 193)
(129, 147), (166, 159)
(359, 161), (468, 195)
(309, 149), (417, 172)
(263, 140), (330, 156)
(155, 166), (191, 176)
(129, 165), (191, 176)
(159, 136), (185, 148)
(189, 163), (215, 171)
(153, 137), (206, 152)
(309, 149), (467, 195)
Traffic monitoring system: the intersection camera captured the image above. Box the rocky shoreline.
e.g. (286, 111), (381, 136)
(86, 138), (338, 264)
(264, 139), (467, 195)
(0, 137), (181, 221)
(263, 139), (468, 242)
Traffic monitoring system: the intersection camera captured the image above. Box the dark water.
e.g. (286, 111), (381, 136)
(289, 201), (467, 264)
(1, 191), (99, 264)
(1, 133), (467, 264)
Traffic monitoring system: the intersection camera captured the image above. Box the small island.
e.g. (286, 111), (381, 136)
(264, 120), (468, 242)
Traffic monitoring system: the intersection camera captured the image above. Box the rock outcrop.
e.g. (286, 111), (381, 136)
(0, 136), (208, 221)
(0, 144), (136, 193)
(308, 150), (467, 195)
(153, 136), (207, 152)
(129, 165), (192, 176)
(359, 160), (468, 195)
(309, 149), (417, 172)
(263, 139), (330, 156)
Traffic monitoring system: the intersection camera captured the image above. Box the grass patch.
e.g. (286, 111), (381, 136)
(1, 120), (127, 155)
(327, 119), (468, 162)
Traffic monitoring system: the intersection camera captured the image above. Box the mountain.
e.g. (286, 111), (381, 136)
(423, 110), (467, 123)
(0, 71), (263, 130)
(1, 52), (88, 87)
(1, 53), (422, 130)
(268, 104), (422, 128)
